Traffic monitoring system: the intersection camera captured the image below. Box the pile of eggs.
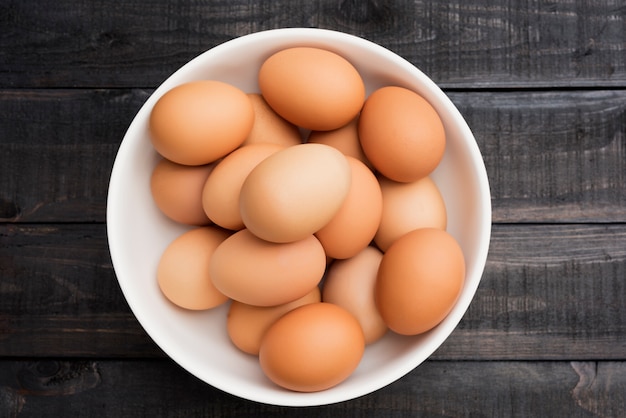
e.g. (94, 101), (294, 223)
(148, 46), (466, 393)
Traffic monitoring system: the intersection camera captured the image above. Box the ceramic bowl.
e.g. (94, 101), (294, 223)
(107, 28), (491, 407)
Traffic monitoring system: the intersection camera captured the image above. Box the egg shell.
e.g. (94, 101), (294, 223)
(258, 47), (365, 131)
(307, 117), (372, 169)
(227, 287), (321, 356)
(374, 175), (447, 252)
(202, 143), (285, 230)
(149, 80), (254, 166)
(157, 226), (231, 310)
(375, 228), (465, 336)
(259, 302), (365, 392)
(358, 86), (445, 182)
(322, 246), (387, 344)
(239, 143), (351, 243)
(150, 158), (214, 226)
(209, 229), (326, 306)
(314, 157), (382, 259)
(241, 93), (303, 147)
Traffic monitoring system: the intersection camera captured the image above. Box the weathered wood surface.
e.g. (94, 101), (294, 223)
(0, 360), (624, 417)
(2, 223), (625, 360)
(1, 0), (625, 415)
(1, 89), (624, 223)
(1, 0), (624, 89)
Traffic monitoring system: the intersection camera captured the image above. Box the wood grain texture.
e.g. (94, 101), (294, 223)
(0, 89), (148, 222)
(1, 89), (624, 223)
(442, 223), (626, 360)
(1, 0), (625, 413)
(1, 223), (625, 359)
(0, 359), (624, 417)
(450, 90), (626, 223)
(1, 0), (624, 88)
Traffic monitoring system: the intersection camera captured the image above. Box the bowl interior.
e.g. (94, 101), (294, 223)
(107, 28), (491, 407)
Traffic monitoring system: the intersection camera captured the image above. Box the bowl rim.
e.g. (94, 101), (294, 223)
(107, 27), (492, 407)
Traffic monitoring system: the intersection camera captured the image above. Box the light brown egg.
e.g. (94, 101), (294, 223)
(239, 143), (351, 243)
(149, 80), (254, 166)
(150, 157), (214, 226)
(374, 175), (447, 252)
(322, 246), (387, 344)
(259, 302), (365, 392)
(227, 287), (321, 356)
(306, 117), (372, 169)
(241, 93), (303, 147)
(375, 228), (465, 336)
(358, 86), (445, 182)
(157, 226), (231, 310)
(209, 229), (326, 306)
(202, 143), (285, 230)
(315, 157), (382, 259)
(258, 47), (365, 131)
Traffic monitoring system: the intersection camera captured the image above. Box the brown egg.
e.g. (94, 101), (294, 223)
(149, 80), (254, 165)
(358, 86), (445, 182)
(259, 302), (365, 392)
(315, 157), (382, 259)
(258, 47), (365, 131)
(374, 175), (447, 252)
(239, 143), (351, 243)
(157, 226), (231, 310)
(307, 117), (372, 169)
(227, 287), (321, 355)
(202, 143), (285, 230)
(209, 229), (326, 306)
(375, 228), (465, 335)
(150, 158), (214, 225)
(322, 246), (387, 344)
(241, 93), (303, 147)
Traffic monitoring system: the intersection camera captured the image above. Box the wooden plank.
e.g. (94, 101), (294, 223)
(1, 223), (625, 359)
(440, 223), (626, 360)
(1, 0), (624, 88)
(0, 222), (163, 357)
(0, 359), (624, 417)
(0, 224), (124, 316)
(449, 90), (626, 223)
(0, 314), (162, 359)
(1, 89), (625, 223)
(0, 89), (148, 222)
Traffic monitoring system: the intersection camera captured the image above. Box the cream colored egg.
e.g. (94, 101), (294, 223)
(259, 302), (365, 392)
(315, 157), (382, 259)
(307, 117), (372, 169)
(375, 228), (465, 336)
(239, 143), (351, 243)
(227, 287), (321, 355)
(242, 93), (303, 147)
(322, 246), (387, 344)
(375, 175), (447, 252)
(149, 80), (254, 166)
(202, 143), (285, 230)
(259, 47), (365, 131)
(157, 226), (231, 310)
(209, 229), (326, 306)
(359, 86), (445, 182)
(150, 158), (214, 226)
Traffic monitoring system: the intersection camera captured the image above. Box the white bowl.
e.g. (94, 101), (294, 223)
(107, 28), (491, 407)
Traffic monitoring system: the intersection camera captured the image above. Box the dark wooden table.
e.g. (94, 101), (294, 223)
(2, 1), (625, 416)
